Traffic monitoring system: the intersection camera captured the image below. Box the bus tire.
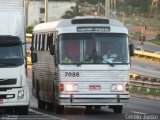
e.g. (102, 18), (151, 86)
(113, 105), (123, 113)
(85, 105), (93, 113)
(53, 88), (64, 114)
(38, 99), (46, 109)
(47, 103), (53, 111)
(55, 105), (64, 114)
(36, 82), (46, 109)
(94, 105), (101, 109)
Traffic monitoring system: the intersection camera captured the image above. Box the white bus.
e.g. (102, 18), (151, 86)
(31, 17), (134, 114)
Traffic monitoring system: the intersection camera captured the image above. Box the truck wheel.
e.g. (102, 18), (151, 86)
(15, 106), (28, 115)
(113, 105), (123, 113)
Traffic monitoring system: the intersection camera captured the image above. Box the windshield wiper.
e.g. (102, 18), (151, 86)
(104, 60), (115, 67)
(76, 62), (82, 67)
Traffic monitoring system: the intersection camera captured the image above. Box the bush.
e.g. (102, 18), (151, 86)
(26, 25), (34, 34)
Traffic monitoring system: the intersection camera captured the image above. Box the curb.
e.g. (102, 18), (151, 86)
(130, 93), (160, 101)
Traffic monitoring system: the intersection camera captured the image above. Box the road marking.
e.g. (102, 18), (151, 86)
(132, 111), (147, 115)
(145, 67), (155, 70)
(29, 108), (67, 120)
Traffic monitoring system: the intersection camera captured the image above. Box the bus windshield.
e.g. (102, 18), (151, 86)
(59, 33), (129, 65)
(0, 43), (24, 67)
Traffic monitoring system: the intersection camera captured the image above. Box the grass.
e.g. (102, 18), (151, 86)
(150, 39), (160, 46)
(130, 86), (160, 96)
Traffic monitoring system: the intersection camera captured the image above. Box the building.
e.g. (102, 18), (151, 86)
(28, 1), (76, 25)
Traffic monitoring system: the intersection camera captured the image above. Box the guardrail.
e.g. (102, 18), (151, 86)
(134, 50), (160, 62)
(129, 73), (160, 97)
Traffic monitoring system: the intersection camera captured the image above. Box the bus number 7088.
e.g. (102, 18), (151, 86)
(65, 72), (80, 77)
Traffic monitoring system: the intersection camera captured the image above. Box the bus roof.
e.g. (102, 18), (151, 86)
(33, 16), (128, 34)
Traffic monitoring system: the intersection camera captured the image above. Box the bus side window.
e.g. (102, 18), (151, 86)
(48, 33), (53, 49)
(41, 34), (45, 51)
(44, 34), (47, 51)
(31, 34), (35, 51)
(38, 34), (42, 51)
(35, 35), (37, 50)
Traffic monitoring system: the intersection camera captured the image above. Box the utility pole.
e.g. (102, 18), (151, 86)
(105, 0), (110, 18)
(110, 0), (116, 18)
(45, 0), (48, 22)
(25, 0), (30, 25)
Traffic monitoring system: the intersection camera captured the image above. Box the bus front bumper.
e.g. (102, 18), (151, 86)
(58, 94), (130, 106)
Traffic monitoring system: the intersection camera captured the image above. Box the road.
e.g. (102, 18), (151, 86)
(133, 40), (160, 52)
(131, 58), (160, 78)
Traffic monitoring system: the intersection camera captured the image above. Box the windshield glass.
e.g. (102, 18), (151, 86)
(0, 43), (24, 67)
(59, 33), (129, 65)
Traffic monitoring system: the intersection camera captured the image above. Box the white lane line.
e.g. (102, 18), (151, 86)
(145, 67), (155, 70)
(132, 111), (147, 115)
(29, 108), (67, 120)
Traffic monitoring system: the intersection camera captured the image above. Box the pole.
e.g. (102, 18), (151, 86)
(45, 0), (48, 22)
(25, 0), (30, 25)
(105, 0), (110, 18)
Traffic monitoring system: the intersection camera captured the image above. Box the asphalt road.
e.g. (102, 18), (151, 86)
(133, 40), (160, 52)
(131, 58), (160, 78)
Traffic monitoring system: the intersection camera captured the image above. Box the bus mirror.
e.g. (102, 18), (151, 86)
(129, 44), (134, 56)
(30, 46), (34, 51)
(50, 45), (55, 55)
(31, 53), (37, 63)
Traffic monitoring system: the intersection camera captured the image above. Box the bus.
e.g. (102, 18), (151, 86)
(31, 17), (134, 114)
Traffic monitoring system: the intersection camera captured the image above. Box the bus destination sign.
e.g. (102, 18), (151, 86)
(77, 27), (111, 32)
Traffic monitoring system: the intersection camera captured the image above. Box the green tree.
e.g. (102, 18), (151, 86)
(61, 5), (83, 18)
(26, 25), (34, 34)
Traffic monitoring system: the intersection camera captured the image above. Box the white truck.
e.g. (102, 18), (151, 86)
(0, 0), (29, 114)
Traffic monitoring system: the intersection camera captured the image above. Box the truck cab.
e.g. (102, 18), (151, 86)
(0, 36), (29, 114)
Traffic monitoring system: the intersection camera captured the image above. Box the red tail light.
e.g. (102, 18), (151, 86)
(59, 83), (64, 92)
(125, 83), (130, 91)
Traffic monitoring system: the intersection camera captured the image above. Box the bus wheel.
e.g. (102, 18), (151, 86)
(55, 104), (64, 114)
(53, 90), (64, 114)
(85, 105), (93, 112)
(47, 103), (53, 111)
(113, 105), (123, 113)
(38, 100), (46, 109)
(94, 106), (101, 109)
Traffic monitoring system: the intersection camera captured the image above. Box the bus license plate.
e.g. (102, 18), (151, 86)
(89, 85), (101, 90)
(0, 99), (3, 104)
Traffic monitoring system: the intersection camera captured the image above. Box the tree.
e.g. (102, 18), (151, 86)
(26, 25), (34, 34)
(117, 0), (152, 16)
(61, 4), (83, 18)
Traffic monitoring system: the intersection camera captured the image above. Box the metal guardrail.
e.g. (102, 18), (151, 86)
(130, 80), (160, 89)
(129, 73), (160, 95)
(134, 50), (160, 62)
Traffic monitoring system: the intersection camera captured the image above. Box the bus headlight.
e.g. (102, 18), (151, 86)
(111, 84), (124, 92)
(18, 90), (24, 100)
(66, 84), (78, 92)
